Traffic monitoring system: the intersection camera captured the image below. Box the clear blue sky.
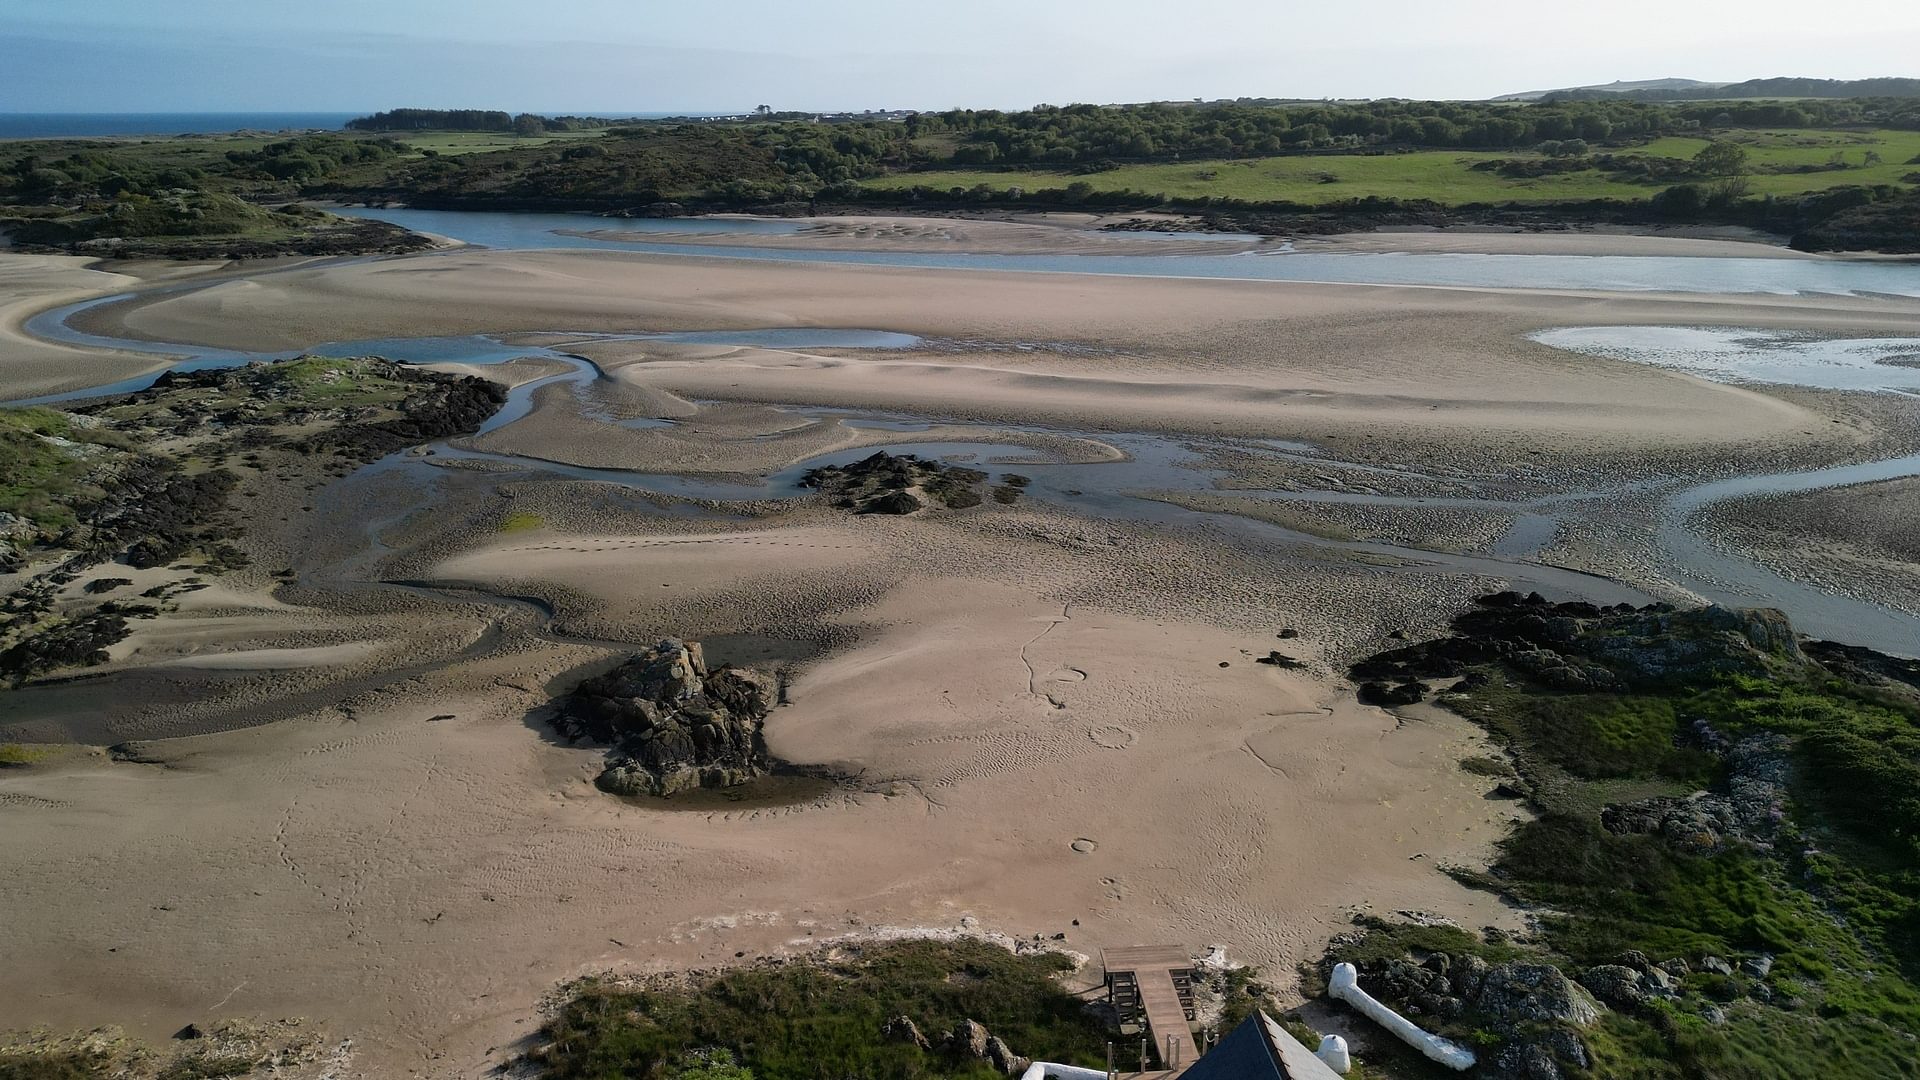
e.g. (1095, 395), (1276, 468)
(6, 0), (1918, 112)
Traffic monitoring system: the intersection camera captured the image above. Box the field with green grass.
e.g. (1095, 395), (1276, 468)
(866, 128), (1920, 207)
(389, 129), (608, 156)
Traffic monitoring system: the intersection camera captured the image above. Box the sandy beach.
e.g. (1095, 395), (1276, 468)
(0, 254), (185, 399)
(5, 221), (1920, 1076)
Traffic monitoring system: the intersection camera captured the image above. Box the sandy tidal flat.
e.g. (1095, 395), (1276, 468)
(6, 230), (1920, 1076)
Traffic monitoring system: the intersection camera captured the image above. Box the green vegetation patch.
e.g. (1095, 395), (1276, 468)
(527, 940), (1109, 1080)
(499, 511), (545, 533)
(0, 407), (107, 531)
(1339, 595), (1920, 1077)
(863, 127), (1920, 208)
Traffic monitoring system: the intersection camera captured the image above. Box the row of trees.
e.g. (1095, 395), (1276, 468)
(0, 136), (407, 203)
(346, 109), (625, 134)
(908, 100), (1710, 165)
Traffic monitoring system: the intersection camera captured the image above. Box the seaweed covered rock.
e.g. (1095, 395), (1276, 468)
(1350, 591), (1806, 691)
(0, 608), (131, 685)
(552, 639), (777, 796)
(802, 451), (1022, 514)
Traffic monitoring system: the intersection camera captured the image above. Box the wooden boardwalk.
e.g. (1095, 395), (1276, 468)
(1103, 945), (1198, 1069)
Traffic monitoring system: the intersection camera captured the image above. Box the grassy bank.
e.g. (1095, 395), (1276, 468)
(527, 940), (1110, 1080)
(864, 128), (1920, 206)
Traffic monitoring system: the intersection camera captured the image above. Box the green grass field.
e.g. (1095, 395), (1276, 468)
(868, 128), (1920, 206)
(386, 129), (607, 156)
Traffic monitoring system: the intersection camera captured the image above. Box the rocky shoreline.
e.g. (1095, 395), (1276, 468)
(0, 358), (504, 685)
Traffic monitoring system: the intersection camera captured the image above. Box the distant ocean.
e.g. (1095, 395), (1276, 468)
(0, 113), (362, 139)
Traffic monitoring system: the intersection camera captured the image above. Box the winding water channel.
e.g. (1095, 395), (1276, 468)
(8, 211), (1920, 655)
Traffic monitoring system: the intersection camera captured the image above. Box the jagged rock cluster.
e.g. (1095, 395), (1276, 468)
(129, 359), (504, 462)
(1355, 951), (1599, 1078)
(1350, 590), (1804, 705)
(1602, 733), (1790, 854)
(1354, 943), (1773, 1080)
(801, 451), (1026, 515)
(551, 639), (778, 797)
(882, 1016), (1028, 1076)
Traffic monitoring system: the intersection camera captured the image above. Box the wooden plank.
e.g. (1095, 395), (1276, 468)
(1103, 944), (1194, 970)
(1102, 946), (1197, 1066)
(1136, 969), (1197, 1065)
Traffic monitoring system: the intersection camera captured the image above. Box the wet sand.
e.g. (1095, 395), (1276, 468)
(562, 211), (1817, 259)
(88, 247), (1920, 459)
(0, 254), (180, 399)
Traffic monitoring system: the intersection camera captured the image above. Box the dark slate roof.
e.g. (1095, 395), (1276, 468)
(1180, 1011), (1343, 1080)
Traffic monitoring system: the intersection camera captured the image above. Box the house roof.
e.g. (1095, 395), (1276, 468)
(1179, 1010), (1344, 1080)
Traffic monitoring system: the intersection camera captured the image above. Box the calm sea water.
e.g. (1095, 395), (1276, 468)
(0, 113), (361, 139)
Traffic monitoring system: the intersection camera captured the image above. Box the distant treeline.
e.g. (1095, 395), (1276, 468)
(908, 98), (1920, 164)
(346, 109), (622, 134)
(343, 98), (1920, 167)
(1549, 77), (1920, 103)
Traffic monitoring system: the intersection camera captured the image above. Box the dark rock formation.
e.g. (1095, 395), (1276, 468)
(1255, 650), (1305, 669)
(1804, 639), (1920, 697)
(287, 365), (507, 460)
(1576, 964), (1647, 1009)
(801, 451), (1015, 514)
(0, 609), (131, 685)
(862, 490), (924, 516)
(947, 1019), (990, 1059)
(1355, 950), (1600, 1080)
(551, 639), (777, 797)
(1350, 591), (1805, 692)
(1357, 680), (1424, 707)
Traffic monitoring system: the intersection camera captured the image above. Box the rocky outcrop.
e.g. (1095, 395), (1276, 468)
(1350, 591), (1807, 694)
(551, 639), (777, 797)
(801, 451), (1024, 514)
(881, 1015), (931, 1050)
(943, 1020), (1027, 1076)
(1352, 951), (1601, 1080)
(1473, 964), (1600, 1029)
(0, 608), (131, 685)
(1602, 734), (1789, 853)
(282, 363), (506, 460)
